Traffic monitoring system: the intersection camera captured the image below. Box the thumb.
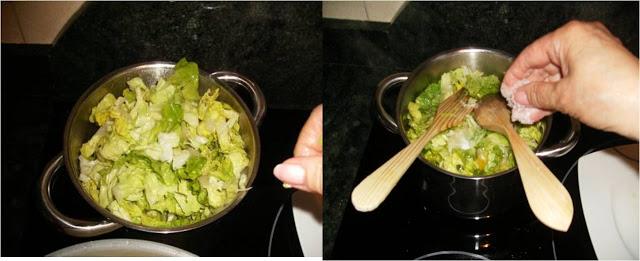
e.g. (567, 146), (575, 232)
(273, 156), (323, 195)
(514, 80), (564, 110)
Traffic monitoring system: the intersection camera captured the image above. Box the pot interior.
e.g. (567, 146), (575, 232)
(395, 48), (551, 179)
(62, 62), (259, 232)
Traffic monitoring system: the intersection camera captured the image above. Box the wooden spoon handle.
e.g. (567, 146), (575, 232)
(505, 127), (574, 231)
(351, 126), (441, 212)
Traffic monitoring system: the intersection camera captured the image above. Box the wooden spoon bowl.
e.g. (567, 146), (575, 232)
(474, 96), (574, 232)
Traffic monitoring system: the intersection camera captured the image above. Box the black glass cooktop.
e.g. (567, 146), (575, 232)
(332, 111), (632, 260)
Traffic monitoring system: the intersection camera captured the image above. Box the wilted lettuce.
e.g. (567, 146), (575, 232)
(406, 66), (545, 176)
(79, 58), (250, 227)
(439, 66), (500, 99)
(406, 82), (442, 141)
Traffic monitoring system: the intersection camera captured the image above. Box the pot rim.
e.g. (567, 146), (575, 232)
(62, 61), (261, 233)
(395, 47), (552, 180)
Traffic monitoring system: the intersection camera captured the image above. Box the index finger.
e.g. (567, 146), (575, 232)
(503, 29), (562, 87)
(294, 104), (323, 157)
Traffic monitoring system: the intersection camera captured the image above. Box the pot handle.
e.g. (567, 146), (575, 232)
(374, 72), (411, 134)
(40, 153), (122, 237)
(535, 117), (581, 158)
(210, 71), (266, 126)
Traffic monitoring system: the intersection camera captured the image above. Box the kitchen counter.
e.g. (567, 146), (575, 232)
(2, 2), (321, 256)
(324, 1), (638, 258)
(50, 1), (321, 109)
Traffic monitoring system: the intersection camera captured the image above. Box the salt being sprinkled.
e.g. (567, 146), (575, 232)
(501, 78), (539, 124)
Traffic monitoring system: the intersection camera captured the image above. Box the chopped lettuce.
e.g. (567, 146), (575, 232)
(516, 121), (545, 149)
(406, 82), (442, 141)
(150, 79), (176, 107)
(406, 66), (545, 176)
(160, 102), (183, 132)
(438, 66), (500, 99)
(78, 58), (250, 227)
(466, 74), (500, 99)
(90, 93), (116, 126)
(98, 133), (130, 161)
(80, 124), (109, 159)
(169, 58), (200, 101)
(181, 155), (207, 179)
(175, 180), (203, 216)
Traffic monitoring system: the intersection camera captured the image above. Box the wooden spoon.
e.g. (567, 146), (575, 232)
(351, 89), (473, 212)
(474, 95), (573, 232)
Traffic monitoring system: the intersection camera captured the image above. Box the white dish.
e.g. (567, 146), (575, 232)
(578, 144), (639, 260)
(291, 191), (323, 257)
(46, 238), (197, 257)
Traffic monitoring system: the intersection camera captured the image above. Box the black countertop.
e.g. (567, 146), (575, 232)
(2, 1), (320, 257)
(323, 1), (638, 258)
(50, 1), (321, 109)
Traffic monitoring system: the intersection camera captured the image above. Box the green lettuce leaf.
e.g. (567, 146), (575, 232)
(175, 180), (202, 216)
(178, 155), (206, 180)
(90, 93), (116, 126)
(150, 78), (176, 107)
(80, 124), (108, 159)
(169, 58), (200, 101)
(406, 82), (442, 141)
(143, 170), (178, 206)
(160, 101), (183, 132)
(98, 133), (130, 161)
(465, 74), (500, 99)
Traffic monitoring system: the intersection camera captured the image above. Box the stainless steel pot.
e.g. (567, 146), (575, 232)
(375, 47), (580, 219)
(40, 62), (265, 236)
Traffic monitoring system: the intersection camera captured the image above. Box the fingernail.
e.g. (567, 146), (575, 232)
(274, 164), (306, 185)
(514, 91), (529, 105)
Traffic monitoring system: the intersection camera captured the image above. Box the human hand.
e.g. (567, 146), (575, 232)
(501, 20), (639, 140)
(273, 105), (323, 194)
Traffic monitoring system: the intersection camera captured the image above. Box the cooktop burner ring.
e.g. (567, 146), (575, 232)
(414, 250), (489, 260)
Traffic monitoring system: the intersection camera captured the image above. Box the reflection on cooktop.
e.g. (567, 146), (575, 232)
(416, 250), (489, 260)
